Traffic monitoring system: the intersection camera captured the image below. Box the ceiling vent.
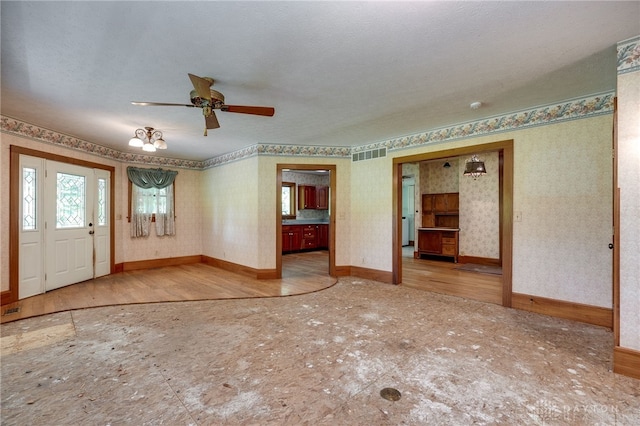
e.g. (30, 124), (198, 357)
(352, 147), (386, 162)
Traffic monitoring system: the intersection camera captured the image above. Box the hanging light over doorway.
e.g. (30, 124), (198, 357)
(463, 155), (486, 179)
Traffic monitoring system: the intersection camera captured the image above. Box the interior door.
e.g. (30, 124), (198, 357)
(44, 161), (95, 291)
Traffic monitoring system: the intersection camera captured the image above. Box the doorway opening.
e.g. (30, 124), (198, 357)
(276, 164), (337, 279)
(392, 140), (514, 307)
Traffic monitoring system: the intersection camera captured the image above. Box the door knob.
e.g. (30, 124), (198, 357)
(89, 230), (94, 235)
(608, 243), (614, 249)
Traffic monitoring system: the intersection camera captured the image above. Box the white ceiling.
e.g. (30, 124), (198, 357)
(2, 1), (638, 161)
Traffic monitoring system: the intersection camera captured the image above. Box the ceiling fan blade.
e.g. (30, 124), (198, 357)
(188, 73), (213, 100)
(205, 111), (220, 129)
(221, 105), (275, 116)
(132, 101), (195, 107)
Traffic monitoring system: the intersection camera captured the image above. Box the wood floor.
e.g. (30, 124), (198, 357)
(1, 249), (502, 324)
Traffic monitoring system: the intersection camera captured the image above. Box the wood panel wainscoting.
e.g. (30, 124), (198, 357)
(613, 346), (640, 380)
(512, 292), (613, 329)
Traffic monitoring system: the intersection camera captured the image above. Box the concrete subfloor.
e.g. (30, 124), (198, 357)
(2, 277), (638, 425)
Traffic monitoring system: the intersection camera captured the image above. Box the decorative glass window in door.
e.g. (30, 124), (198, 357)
(97, 177), (107, 226)
(22, 167), (37, 231)
(56, 172), (85, 228)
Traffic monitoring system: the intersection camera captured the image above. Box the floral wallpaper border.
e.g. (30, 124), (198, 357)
(352, 92), (614, 155)
(617, 36), (640, 75)
(1, 90), (615, 170)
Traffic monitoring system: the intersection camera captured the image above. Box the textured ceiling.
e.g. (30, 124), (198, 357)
(1, 1), (638, 161)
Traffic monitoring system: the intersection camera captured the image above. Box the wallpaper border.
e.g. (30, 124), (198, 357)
(617, 35), (640, 75)
(1, 91), (615, 170)
(352, 92), (614, 155)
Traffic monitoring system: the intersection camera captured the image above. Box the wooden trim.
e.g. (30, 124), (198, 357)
(512, 292), (613, 328)
(613, 346), (640, 380)
(333, 265), (351, 276)
(612, 97), (620, 346)
(393, 162), (402, 284)
(276, 164), (337, 279)
(114, 263), (124, 273)
(350, 266), (393, 284)
(1, 290), (13, 305)
(392, 139), (514, 307)
(457, 256), (501, 266)
(202, 256), (276, 280)
(122, 255), (201, 272)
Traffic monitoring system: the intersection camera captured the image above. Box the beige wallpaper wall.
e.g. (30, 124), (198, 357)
(458, 152), (500, 259)
(121, 166), (202, 263)
(0, 114), (616, 312)
(364, 114), (613, 308)
(201, 156), (261, 268)
(617, 68), (640, 350)
(351, 155), (394, 271)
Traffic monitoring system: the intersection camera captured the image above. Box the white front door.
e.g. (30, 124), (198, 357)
(44, 161), (95, 291)
(18, 156), (111, 297)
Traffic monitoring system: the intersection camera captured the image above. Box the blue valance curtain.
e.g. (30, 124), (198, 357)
(126, 167), (177, 189)
(127, 167), (178, 238)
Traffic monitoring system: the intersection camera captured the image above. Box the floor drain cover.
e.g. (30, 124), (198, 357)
(380, 387), (401, 401)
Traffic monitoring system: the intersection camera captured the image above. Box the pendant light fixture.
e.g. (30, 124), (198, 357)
(463, 154), (486, 179)
(128, 127), (167, 152)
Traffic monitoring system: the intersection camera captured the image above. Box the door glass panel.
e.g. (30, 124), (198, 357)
(22, 167), (37, 231)
(97, 177), (107, 226)
(56, 172), (85, 228)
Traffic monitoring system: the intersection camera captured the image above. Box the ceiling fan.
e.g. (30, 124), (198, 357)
(132, 73), (275, 136)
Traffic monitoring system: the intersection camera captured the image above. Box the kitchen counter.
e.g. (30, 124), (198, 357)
(282, 220), (329, 225)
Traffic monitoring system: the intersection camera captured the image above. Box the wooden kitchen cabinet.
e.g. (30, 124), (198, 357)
(282, 225), (302, 252)
(417, 228), (459, 262)
(298, 185), (316, 210)
(315, 186), (329, 210)
(301, 225), (317, 249)
(422, 192), (459, 228)
(298, 185), (328, 210)
(317, 224), (329, 248)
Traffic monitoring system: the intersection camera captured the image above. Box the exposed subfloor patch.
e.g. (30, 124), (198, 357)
(1, 279), (638, 425)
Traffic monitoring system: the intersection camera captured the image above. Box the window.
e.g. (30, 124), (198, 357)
(131, 185), (170, 216)
(282, 182), (296, 219)
(126, 166), (178, 237)
(22, 167), (37, 231)
(127, 180), (176, 237)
